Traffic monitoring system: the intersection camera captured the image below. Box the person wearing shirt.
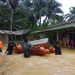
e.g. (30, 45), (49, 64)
(0, 40), (3, 52)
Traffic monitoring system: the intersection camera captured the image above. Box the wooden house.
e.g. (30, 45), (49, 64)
(0, 29), (30, 44)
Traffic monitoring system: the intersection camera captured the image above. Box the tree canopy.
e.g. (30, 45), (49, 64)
(0, 0), (64, 31)
(64, 7), (75, 21)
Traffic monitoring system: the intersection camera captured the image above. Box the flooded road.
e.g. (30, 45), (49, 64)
(0, 48), (75, 75)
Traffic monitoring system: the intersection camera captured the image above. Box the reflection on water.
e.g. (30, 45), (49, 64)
(0, 48), (75, 75)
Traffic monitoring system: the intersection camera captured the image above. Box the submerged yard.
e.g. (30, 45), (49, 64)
(0, 48), (75, 75)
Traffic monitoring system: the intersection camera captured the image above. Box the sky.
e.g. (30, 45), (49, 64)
(42, 0), (75, 22)
(56, 0), (75, 14)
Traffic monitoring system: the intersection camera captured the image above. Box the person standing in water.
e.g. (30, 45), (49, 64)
(5, 40), (16, 55)
(53, 41), (62, 55)
(0, 40), (3, 52)
(22, 38), (32, 58)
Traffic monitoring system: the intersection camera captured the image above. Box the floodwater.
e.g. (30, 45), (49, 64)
(0, 48), (75, 75)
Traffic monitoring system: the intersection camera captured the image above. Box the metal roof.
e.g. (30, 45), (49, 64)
(0, 29), (30, 35)
(31, 20), (75, 34)
(46, 23), (75, 31)
(47, 20), (75, 31)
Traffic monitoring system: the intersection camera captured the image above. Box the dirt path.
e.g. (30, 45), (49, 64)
(1, 48), (75, 75)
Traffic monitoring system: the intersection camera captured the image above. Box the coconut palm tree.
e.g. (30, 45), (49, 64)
(64, 7), (75, 21)
(32, 0), (46, 26)
(0, 0), (63, 31)
(44, 0), (63, 24)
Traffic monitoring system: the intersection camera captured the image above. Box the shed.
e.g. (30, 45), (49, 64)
(0, 29), (30, 44)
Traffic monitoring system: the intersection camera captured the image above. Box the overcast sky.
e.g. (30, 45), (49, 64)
(56, 0), (75, 14)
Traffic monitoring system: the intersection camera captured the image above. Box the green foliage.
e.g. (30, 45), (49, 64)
(0, 0), (64, 31)
(64, 7), (75, 21)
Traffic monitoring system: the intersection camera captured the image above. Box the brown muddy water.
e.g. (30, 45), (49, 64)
(0, 47), (75, 75)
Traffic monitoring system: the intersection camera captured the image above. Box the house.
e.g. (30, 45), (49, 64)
(0, 29), (30, 44)
(31, 20), (75, 48)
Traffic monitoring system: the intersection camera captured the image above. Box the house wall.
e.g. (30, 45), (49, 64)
(0, 34), (2, 40)
(0, 33), (29, 44)
(0, 34), (8, 44)
(2, 34), (8, 44)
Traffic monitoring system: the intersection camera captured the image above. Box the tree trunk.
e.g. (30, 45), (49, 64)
(39, 16), (41, 27)
(10, 10), (13, 30)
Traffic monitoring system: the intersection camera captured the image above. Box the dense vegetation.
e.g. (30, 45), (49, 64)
(0, 0), (74, 31)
